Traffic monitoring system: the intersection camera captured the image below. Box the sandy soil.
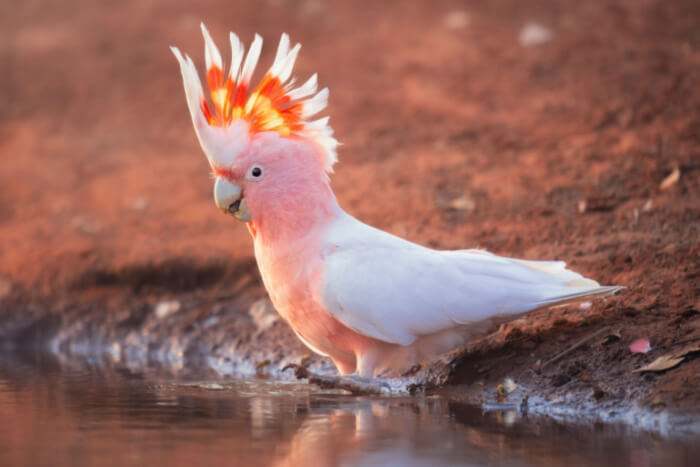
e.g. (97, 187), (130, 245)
(0, 0), (698, 411)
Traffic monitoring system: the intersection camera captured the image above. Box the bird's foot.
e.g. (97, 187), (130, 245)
(282, 364), (392, 395)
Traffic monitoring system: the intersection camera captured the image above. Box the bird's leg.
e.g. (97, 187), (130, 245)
(356, 349), (379, 378)
(331, 356), (357, 376)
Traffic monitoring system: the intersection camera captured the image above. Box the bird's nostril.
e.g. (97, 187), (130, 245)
(228, 199), (241, 214)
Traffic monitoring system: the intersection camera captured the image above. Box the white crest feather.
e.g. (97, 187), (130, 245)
(239, 34), (263, 85)
(171, 25), (339, 172)
(228, 32), (245, 80)
(301, 88), (329, 119)
(287, 73), (318, 100)
(200, 23), (222, 72)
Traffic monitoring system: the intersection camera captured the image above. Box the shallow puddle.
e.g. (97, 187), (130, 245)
(0, 353), (696, 467)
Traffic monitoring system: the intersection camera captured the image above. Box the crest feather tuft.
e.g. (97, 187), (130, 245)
(170, 24), (338, 172)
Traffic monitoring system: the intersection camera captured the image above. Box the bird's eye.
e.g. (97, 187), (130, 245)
(247, 165), (263, 180)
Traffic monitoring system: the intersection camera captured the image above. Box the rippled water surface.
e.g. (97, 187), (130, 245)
(0, 354), (697, 467)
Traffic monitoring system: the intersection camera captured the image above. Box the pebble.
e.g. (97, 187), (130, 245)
(155, 300), (181, 319)
(132, 197), (149, 211)
(72, 216), (99, 234)
(519, 23), (552, 46)
(249, 299), (279, 333)
(444, 11), (470, 30)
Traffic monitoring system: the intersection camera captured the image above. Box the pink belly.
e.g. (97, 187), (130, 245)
(254, 230), (384, 374)
(279, 297), (374, 372)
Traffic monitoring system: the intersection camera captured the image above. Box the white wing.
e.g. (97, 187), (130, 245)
(320, 213), (621, 346)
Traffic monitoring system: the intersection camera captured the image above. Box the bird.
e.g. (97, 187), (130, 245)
(171, 25), (622, 378)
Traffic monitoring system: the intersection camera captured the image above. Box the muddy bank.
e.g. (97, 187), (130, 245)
(1, 0), (699, 415)
(1, 261), (698, 422)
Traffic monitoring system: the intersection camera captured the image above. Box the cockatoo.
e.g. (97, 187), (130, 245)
(171, 25), (621, 378)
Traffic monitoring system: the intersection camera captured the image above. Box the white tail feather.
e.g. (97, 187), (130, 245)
(536, 285), (624, 309)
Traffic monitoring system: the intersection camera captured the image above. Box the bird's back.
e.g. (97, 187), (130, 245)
(319, 212), (621, 348)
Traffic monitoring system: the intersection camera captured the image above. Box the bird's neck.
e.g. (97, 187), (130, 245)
(247, 180), (342, 247)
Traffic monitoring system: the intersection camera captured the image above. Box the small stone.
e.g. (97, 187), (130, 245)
(444, 11), (470, 29)
(300, 0), (323, 16)
(249, 298), (279, 333)
(132, 197), (149, 211)
(504, 378), (517, 393)
(72, 216), (98, 234)
(154, 300), (181, 319)
(577, 199), (587, 214)
(519, 23), (552, 47)
(447, 195), (476, 212)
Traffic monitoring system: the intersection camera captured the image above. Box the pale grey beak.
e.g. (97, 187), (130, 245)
(213, 176), (251, 222)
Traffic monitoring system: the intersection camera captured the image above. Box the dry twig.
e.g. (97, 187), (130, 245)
(537, 326), (611, 372)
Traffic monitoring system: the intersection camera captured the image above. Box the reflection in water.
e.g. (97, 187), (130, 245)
(0, 353), (696, 467)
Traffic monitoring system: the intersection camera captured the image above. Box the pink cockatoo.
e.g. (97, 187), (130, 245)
(171, 25), (621, 378)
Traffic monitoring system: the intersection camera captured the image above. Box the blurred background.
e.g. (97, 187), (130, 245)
(0, 0), (697, 295)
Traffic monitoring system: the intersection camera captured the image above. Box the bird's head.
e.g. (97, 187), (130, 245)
(171, 25), (339, 230)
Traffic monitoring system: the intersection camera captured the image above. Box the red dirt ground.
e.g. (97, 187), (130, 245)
(0, 0), (698, 410)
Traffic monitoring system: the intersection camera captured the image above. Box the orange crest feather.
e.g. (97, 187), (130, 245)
(171, 24), (338, 172)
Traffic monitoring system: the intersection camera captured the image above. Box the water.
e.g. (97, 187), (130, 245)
(0, 353), (697, 467)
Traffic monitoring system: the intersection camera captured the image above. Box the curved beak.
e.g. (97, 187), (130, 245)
(213, 176), (251, 222)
